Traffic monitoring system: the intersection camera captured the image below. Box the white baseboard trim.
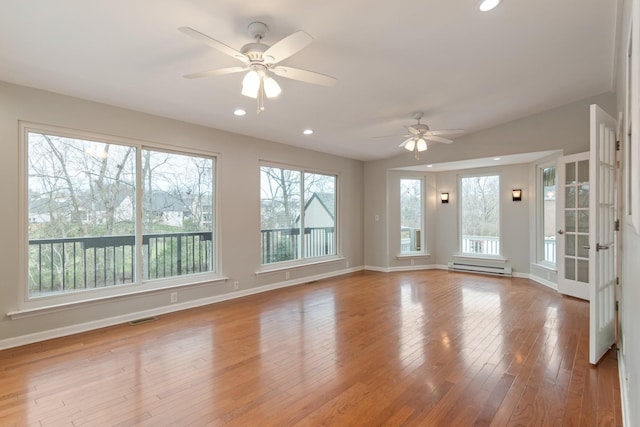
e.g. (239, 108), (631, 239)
(525, 273), (558, 291)
(618, 352), (631, 427)
(0, 266), (364, 351)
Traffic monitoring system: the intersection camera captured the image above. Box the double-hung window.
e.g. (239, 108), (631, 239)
(540, 165), (557, 265)
(400, 178), (423, 253)
(23, 124), (216, 302)
(260, 164), (337, 265)
(460, 174), (500, 256)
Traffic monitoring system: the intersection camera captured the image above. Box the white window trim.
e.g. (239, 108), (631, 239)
(398, 176), (426, 256)
(17, 121), (222, 312)
(458, 172), (502, 258)
(536, 161), (558, 269)
(258, 160), (341, 267)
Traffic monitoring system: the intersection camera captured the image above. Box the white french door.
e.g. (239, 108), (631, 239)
(556, 152), (591, 301)
(588, 104), (617, 365)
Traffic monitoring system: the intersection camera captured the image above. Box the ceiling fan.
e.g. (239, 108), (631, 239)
(397, 113), (464, 159)
(179, 22), (337, 113)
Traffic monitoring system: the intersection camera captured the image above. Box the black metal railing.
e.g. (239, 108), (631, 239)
(28, 231), (213, 296)
(260, 226), (335, 264)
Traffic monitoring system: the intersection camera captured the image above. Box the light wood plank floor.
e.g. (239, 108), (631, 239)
(0, 270), (622, 426)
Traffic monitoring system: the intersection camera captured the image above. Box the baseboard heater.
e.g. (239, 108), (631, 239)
(448, 257), (512, 276)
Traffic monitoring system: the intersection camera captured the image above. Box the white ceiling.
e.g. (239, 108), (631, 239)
(0, 0), (619, 161)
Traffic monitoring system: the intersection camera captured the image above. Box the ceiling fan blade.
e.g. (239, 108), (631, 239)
(179, 27), (249, 65)
(425, 135), (454, 144)
(406, 126), (420, 135)
(184, 66), (247, 79)
(426, 129), (465, 136)
(263, 31), (313, 64)
(272, 66), (337, 86)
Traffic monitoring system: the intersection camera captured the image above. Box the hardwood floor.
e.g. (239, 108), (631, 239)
(0, 270), (622, 426)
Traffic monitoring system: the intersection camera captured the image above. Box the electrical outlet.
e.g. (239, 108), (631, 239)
(411, 258), (415, 266)
(285, 271), (290, 280)
(170, 292), (178, 303)
(234, 281), (239, 290)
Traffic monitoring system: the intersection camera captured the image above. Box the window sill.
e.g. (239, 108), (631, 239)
(396, 252), (431, 259)
(533, 262), (557, 272)
(255, 256), (345, 276)
(8, 275), (228, 320)
(453, 254), (508, 263)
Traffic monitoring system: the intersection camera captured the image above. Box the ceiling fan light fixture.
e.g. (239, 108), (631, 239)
(404, 139), (416, 152)
(478, 0), (501, 12)
(241, 70), (261, 98)
(263, 76), (282, 98)
(416, 138), (428, 152)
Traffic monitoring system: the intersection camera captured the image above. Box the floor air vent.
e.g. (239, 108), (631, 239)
(448, 257), (512, 276)
(128, 317), (158, 326)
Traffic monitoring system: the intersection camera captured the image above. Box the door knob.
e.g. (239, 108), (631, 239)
(557, 229), (564, 235)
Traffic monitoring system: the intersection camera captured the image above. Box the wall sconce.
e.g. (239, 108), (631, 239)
(512, 189), (522, 201)
(441, 192), (449, 204)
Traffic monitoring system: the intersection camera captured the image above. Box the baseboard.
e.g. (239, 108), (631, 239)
(618, 352), (631, 426)
(0, 266), (363, 351)
(525, 273), (558, 291)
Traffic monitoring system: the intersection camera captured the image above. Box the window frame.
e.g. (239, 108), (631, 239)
(458, 172), (502, 257)
(536, 162), (557, 268)
(18, 121), (222, 311)
(258, 161), (340, 272)
(399, 177), (425, 255)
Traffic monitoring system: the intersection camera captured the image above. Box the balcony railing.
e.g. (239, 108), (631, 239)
(28, 231), (213, 296)
(260, 226), (335, 264)
(461, 235), (500, 255)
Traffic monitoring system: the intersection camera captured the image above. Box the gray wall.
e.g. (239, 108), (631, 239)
(364, 92), (616, 271)
(0, 81), (364, 344)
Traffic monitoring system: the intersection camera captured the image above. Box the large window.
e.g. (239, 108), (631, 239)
(400, 178), (423, 253)
(260, 165), (336, 264)
(460, 175), (500, 256)
(25, 126), (215, 300)
(540, 166), (557, 264)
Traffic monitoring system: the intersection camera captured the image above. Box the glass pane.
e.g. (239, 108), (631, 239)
(460, 175), (500, 255)
(142, 150), (215, 280)
(565, 162), (576, 184)
(565, 186), (576, 209)
(28, 132), (136, 297)
(542, 167), (556, 264)
(565, 257), (576, 280)
(565, 210), (576, 232)
(565, 234), (576, 256)
(578, 210), (589, 233)
(577, 259), (589, 283)
(577, 235), (589, 258)
(304, 172), (337, 258)
(578, 160), (589, 183)
(400, 178), (422, 253)
(260, 166), (302, 264)
(578, 184), (589, 208)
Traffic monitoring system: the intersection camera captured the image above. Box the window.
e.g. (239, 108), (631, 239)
(540, 166), (557, 264)
(460, 174), (500, 256)
(25, 125), (215, 300)
(260, 165), (336, 264)
(400, 178), (423, 253)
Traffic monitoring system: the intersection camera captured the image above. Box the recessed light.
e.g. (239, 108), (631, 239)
(493, 157), (501, 161)
(233, 108), (246, 116)
(427, 165), (433, 168)
(479, 0), (501, 12)
(303, 129), (314, 135)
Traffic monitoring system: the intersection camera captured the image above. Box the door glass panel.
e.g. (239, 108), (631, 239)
(578, 184), (589, 208)
(578, 211), (589, 233)
(565, 186), (576, 208)
(566, 163), (576, 184)
(578, 160), (589, 183)
(577, 235), (589, 258)
(577, 259), (589, 283)
(566, 234), (576, 256)
(565, 210), (576, 232)
(565, 257), (576, 280)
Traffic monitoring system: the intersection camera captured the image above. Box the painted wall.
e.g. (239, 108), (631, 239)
(0, 81), (364, 346)
(615, 0), (639, 423)
(364, 92), (616, 271)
